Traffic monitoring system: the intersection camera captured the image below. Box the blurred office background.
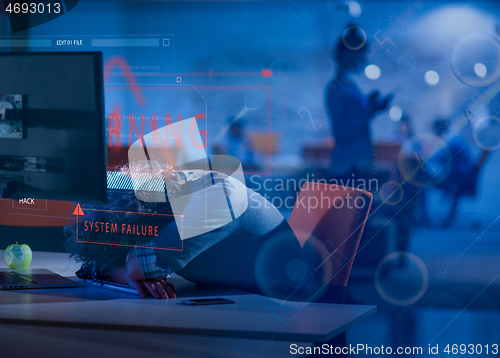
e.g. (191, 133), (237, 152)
(1, 0), (500, 355)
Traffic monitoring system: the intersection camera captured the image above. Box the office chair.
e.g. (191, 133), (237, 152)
(288, 182), (373, 304)
(284, 182), (373, 357)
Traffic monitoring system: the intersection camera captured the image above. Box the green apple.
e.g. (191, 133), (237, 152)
(4, 242), (32, 269)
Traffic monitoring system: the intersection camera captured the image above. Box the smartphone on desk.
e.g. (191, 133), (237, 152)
(181, 298), (236, 306)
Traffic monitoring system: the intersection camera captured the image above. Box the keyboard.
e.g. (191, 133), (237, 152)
(0, 271), (37, 285)
(85, 279), (140, 296)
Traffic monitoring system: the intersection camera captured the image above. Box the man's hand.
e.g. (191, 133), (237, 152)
(127, 276), (177, 299)
(126, 249), (177, 299)
(107, 251), (177, 299)
(369, 91), (392, 115)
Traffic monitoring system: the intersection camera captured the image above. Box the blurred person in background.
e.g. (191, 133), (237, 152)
(326, 23), (392, 182)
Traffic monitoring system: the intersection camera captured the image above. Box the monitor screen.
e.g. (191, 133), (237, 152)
(0, 52), (107, 203)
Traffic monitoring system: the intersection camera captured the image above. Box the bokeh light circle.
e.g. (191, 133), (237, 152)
(270, 59), (293, 83)
(245, 89), (267, 110)
(342, 26), (367, 51)
(398, 54), (416, 73)
(424, 70), (439, 86)
(397, 133), (453, 187)
(374, 252), (429, 306)
(379, 181), (404, 205)
(474, 63), (487, 78)
(451, 32), (500, 87)
(473, 116), (500, 151)
(389, 105), (403, 121)
(254, 231), (333, 302)
(347, 0), (362, 18)
(364, 64), (381, 80)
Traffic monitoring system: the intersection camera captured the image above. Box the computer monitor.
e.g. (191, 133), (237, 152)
(0, 52), (107, 203)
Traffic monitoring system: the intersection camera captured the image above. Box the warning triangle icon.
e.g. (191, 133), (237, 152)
(73, 203), (84, 216)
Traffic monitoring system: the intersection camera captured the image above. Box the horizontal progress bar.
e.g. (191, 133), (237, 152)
(104, 70), (273, 77)
(0, 39), (51, 47)
(91, 39), (160, 47)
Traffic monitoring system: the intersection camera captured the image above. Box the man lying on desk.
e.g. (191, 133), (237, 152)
(65, 159), (297, 299)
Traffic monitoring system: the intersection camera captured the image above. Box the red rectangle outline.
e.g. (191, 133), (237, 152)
(104, 85), (272, 175)
(76, 208), (183, 251)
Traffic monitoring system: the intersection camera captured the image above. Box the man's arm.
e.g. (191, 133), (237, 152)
(105, 251), (176, 299)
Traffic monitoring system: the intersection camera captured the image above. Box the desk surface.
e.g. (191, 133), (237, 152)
(0, 251), (376, 343)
